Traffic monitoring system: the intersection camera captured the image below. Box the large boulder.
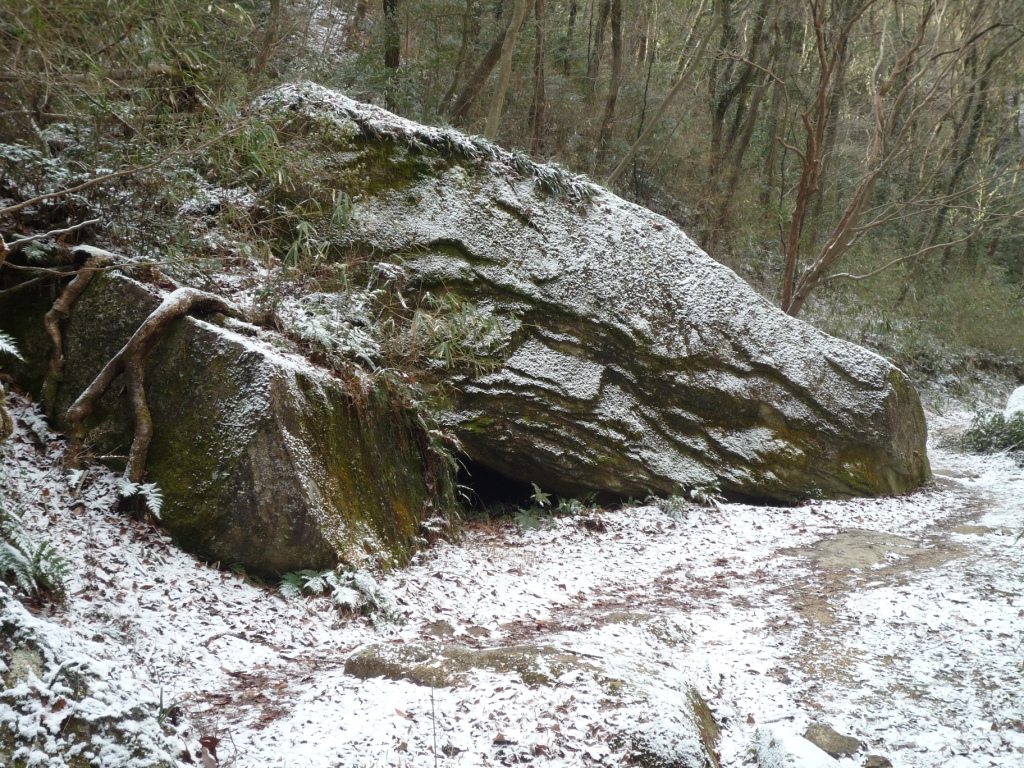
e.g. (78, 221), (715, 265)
(258, 83), (930, 501)
(1, 273), (436, 576)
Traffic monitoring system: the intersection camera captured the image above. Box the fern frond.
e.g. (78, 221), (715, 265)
(279, 572), (305, 599)
(0, 540), (35, 595)
(117, 479), (164, 518)
(0, 331), (23, 361)
(138, 483), (163, 519)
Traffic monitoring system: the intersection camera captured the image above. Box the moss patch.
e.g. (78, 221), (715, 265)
(344, 641), (600, 688)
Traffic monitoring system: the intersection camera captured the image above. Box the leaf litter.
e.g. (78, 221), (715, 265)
(1, 391), (1022, 767)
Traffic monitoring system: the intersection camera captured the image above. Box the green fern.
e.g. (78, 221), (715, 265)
(0, 507), (71, 600)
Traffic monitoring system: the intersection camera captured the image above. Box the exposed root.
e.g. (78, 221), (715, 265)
(43, 254), (112, 417)
(65, 287), (233, 481)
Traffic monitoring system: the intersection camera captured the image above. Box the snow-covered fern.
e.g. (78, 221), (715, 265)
(0, 507), (71, 599)
(117, 478), (164, 519)
(280, 568), (403, 627)
(0, 330), (23, 361)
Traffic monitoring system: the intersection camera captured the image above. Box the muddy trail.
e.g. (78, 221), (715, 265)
(4, 396), (1023, 767)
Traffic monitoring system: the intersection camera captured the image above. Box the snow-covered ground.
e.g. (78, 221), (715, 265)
(1, 393), (1022, 767)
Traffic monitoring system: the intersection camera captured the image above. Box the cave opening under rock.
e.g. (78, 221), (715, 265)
(457, 459), (539, 514)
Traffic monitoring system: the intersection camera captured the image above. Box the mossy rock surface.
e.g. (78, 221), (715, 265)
(258, 83), (931, 502)
(344, 641), (599, 688)
(28, 272), (432, 575)
(626, 687), (721, 768)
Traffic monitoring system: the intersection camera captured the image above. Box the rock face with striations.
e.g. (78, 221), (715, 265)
(258, 83), (930, 502)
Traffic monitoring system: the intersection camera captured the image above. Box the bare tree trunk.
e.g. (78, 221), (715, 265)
(344, 0), (370, 49)
(606, 0), (720, 187)
(449, 7), (514, 122)
(529, 0), (548, 151)
(484, 0), (536, 141)
(587, 0), (611, 101)
(441, 0), (479, 114)
(784, 1), (933, 316)
(597, 0), (622, 156)
(562, 0), (579, 75)
(384, 0), (401, 69)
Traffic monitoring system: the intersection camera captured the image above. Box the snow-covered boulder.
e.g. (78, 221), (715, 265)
(755, 726), (841, 768)
(257, 83), (930, 502)
(1004, 386), (1024, 419)
(45, 273), (437, 576)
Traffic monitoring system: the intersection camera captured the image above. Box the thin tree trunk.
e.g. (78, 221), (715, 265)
(384, 0), (401, 69)
(441, 0), (478, 113)
(249, 0), (282, 86)
(587, 0), (611, 101)
(562, 0), (578, 75)
(484, 0), (536, 140)
(529, 0), (548, 151)
(449, 8), (514, 122)
(597, 0), (622, 155)
(344, 1), (369, 49)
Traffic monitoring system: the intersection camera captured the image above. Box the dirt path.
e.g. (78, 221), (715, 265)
(5, 394), (1023, 767)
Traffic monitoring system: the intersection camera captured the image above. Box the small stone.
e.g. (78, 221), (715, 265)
(423, 620), (455, 637)
(864, 756), (892, 768)
(803, 723), (862, 758)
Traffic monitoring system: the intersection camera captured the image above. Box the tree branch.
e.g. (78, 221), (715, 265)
(821, 224), (984, 285)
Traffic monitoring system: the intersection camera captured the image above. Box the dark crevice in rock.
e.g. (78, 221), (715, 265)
(457, 459), (536, 511)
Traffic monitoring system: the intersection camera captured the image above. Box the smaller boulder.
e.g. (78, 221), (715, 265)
(864, 756), (893, 768)
(344, 642), (597, 687)
(754, 726), (839, 768)
(1004, 386), (1024, 419)
(803, 723), (862, 758)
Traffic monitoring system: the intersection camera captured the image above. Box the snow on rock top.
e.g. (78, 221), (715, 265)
(1004, 385), (1024, 418)
(256, 82), (931, 502)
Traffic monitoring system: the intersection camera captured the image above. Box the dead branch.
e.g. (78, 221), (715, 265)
(42, 254), (112, 417)
(0, 276), (47, 298)
(0, 64), (178, 83)
(2, 219), (102, 262)
(821, 224), (984, 285)
(65, 288), (234, 482)
(2, 258), (182, 277)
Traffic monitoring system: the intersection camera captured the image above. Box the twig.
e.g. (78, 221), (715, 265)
(200, 631), (248, 648)
(431, 687), (438, 768)
(0, 276), (47, 298)
(76, 88), (142, 139)
(822, 224), (983, 284)
(3, 218), (102, 253)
